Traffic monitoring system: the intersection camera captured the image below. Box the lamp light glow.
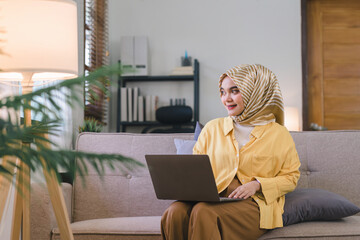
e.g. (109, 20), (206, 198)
(284, 107), (300, 131)
(0, 0), (78, 86)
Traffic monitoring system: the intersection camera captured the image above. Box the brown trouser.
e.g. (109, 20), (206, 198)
(161, 177), (267, 240)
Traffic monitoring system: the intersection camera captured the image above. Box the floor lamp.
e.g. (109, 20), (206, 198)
(0, 1), (78, 239)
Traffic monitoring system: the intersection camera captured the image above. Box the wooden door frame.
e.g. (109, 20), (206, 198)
(301, 0), (309, 130)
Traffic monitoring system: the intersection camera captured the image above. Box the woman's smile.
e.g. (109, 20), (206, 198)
(226, 104), (237, 110)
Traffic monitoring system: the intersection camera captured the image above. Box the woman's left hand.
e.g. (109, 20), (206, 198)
(228, 180), (261, 199)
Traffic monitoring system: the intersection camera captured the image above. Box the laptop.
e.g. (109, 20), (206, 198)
(145, 154), (243, 202)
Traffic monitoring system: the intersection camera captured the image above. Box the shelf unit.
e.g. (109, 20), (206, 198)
(117, 59), (199, 133)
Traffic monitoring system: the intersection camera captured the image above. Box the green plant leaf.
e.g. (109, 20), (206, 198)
(0, 63), (144, 190)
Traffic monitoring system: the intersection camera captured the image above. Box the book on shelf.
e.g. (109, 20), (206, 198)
(133, 87), (139, 121)
(145, 95), (151, 122)
(170, 66), (194, 76)
(145, 95), (158, 121)
(120, 87), (127, 122)
(120, 87), (158, 123)
(151, 96), (158, 121)
(138, 95), (144, 122)
(127, 88), (133, 122)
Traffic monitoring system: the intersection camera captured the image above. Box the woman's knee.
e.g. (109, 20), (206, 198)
(162, 201), (193, 223)
(190, 202), (217, 220)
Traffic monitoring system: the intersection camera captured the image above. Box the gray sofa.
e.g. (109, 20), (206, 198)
(31, 131), (360, 240)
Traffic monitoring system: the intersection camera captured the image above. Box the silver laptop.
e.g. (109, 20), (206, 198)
(145, 154), (242, 202)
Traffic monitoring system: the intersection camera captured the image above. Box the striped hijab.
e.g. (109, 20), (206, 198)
(219, 64), (284, 126)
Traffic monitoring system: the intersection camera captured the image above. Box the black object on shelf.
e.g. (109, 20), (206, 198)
(156, 105), (192, 124)
(117, 59), (200, 133)
(146, 126), (194, 134)
(146, 105), (193, 133)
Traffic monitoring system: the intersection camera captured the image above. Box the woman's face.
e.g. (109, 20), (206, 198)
(220, 76), (245, 116)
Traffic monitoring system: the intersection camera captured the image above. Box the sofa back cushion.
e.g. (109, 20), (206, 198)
(291, 131), (360, 208)
(73, 132), (193, 222)
(74, 130), (360, 222)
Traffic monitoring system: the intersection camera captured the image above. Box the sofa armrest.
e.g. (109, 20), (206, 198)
(31, 182), (72, 240)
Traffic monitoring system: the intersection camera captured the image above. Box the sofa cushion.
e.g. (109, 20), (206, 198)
(51, 216), (360, 240)
(174, 138), (196, 154)
(283, 188), (360, 226)
(194, 121), (203, 140)
(51, 216), (162, 240)
(74, 133), (192, 222)
(259, 216), (360, 240)
(290, 131), (360, 207)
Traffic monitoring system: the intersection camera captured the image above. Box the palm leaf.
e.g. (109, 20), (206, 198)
(0, 63), (144, 189)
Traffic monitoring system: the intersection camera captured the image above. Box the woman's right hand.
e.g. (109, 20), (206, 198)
(228, 180), (260, 199)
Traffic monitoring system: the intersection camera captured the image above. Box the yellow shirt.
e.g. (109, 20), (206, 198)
(193, 117), (301, 229)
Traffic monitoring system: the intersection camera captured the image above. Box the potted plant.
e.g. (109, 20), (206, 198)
(79, 117), (103, 133)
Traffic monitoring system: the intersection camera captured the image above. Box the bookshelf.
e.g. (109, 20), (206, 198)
(117, 59), (199, 133)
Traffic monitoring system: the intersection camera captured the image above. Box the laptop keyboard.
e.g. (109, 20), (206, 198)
(219, 197), (243, 202)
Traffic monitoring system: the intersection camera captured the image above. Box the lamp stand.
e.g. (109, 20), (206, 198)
(0, 76), (74, 240)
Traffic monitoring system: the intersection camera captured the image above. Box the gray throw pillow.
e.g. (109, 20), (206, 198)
(174, 139), (196, 154)
(194, 121), (203, 140)
(283, 188), (360, 226)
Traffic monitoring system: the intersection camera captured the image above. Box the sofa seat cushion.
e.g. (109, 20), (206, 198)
(259, 216), (360, 240)
(51, 216), (360, 240)
(51, 216), (162, 240)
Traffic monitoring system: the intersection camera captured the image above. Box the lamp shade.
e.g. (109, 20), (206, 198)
(284, 107), (300, 131)
(0, 0), (78, 84)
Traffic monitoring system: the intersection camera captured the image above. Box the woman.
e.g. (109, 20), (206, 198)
(161, 64), (301, 240)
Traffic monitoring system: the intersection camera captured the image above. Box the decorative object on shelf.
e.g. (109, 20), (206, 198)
(171, 51), (193, 75)
(117, 59), (200, 133)
(156, 105), (193, 124)
(170, 66), (193, 76)
(144, 105), (193, 133)
(170, 98), (186, 106)
(120, 36), (149, 76)
(181, 50), (192, 66)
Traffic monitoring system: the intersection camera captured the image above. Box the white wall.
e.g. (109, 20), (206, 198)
(108, 0), (302, 131)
